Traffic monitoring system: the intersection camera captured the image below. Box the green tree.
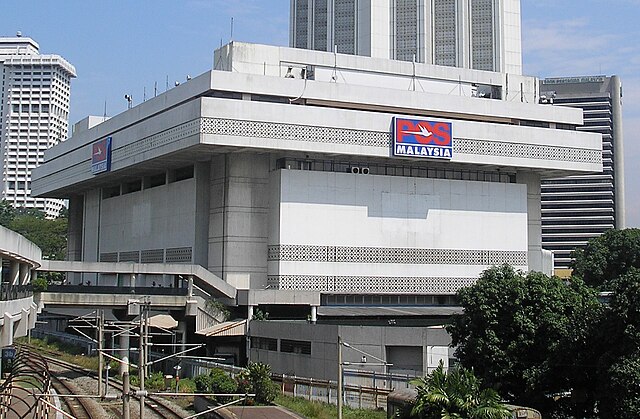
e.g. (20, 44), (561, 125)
(571, 228), (640, 290)
(9, 214), (68, 260)
(447, 265), (602, 416)
(409, 362), (510, 419)
(0, 200), (16, 227)
(594, 270), (640, 418)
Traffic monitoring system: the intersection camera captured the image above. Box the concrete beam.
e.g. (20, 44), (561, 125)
(38, 260), (236, 299)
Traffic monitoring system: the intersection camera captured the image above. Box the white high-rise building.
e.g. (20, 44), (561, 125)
(0, 34), (76, 218)
(290, 0), (522, 74)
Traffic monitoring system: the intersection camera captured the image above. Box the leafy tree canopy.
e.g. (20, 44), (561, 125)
(447, 265), (602, 416)
(0, 200), (68, 260)
(571, 228), (640, 290)
(594, 269), (640, 419)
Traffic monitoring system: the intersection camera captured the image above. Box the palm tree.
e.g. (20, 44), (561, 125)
(408, 362), (511, 419)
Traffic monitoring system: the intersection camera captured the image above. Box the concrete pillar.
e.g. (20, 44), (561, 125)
(130, 274), (136, 288)
(247, 305), (255, 321)
(209, 153), (270, 290)
(16, 309), (28, 337)
(9, 261), (19, 286)
(310, 306), (317, 323)
(517, 171), (542, 272)
(119, 330), (130, 377)
(1, 314), (15, 347)
(178, 320), (188, 354)
(187, 276), (194, 297)
(19, 264), (29, 285)
(27, 269), (36, 286)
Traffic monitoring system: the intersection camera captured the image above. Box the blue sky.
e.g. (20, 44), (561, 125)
(3, 0), (639, 225)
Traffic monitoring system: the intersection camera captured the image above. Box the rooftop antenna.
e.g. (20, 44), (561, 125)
(154, 81), (157, 97)
(124, 94), (133, 109)
(230, 17), (234, 42)
(165, 75), (169, 92)
(103, 100), (107, 118)
(143, 86), (147, 102)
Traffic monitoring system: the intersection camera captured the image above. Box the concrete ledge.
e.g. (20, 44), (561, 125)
(38, 260), (236, 299)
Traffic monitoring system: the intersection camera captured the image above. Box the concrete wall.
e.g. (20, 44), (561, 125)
(100, 178), (197, 254)
(248, 320), (452, 381)
(269, 169), (527, 291)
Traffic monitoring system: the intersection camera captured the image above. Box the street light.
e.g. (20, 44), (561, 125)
(337, 336), (392, 419)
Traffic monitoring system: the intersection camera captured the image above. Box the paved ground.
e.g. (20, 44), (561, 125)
(217, 405), (306, 419)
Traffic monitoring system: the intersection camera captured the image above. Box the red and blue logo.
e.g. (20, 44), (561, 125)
(393, 117), (452, 159)
(91, 137), (112, 174)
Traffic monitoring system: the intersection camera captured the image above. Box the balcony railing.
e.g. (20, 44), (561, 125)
(46, 285), (188, 296)
(0, 284), (33, 301)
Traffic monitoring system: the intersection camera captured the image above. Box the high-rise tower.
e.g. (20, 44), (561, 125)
(290, 0), (522, 74)
(540, 76), (625, 275)
(0, 35), (76, 217)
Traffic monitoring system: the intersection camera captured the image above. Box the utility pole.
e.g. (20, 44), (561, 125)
(97, 310), (104, 397)
(337, 335), (343, 419)
(139, 305), (146, 419)
(122, 370), (131, 419)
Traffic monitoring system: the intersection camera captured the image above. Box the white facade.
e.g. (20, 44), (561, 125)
(32, 42), (600, 301)
(290, 0), (522, 74)
(0, 36), (76, 218)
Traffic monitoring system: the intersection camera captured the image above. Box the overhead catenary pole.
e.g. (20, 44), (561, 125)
(139, 305), (146, 419)
(98, 310), (104, 397)
(337, 335), (343, 419)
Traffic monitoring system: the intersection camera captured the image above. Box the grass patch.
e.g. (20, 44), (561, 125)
(276, 395), (387, 419)
(18, 336), (105, 371)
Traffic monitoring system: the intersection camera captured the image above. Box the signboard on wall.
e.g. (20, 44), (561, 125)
(392, 117), (452, 160)
(91, 136), (112, 174)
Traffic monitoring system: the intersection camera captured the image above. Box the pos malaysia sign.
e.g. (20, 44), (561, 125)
(392, 117), (452, 160)
(91, 136), (112, 174)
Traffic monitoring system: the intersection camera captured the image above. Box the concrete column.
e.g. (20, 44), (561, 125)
(1, 314), (15, 347)
(178, 320), (188, 354)
(247, 305), (254, 321)
(19, 264), (29, 285)
(187, 276), (194, 297)
(517, 171), (542, 272)
(119, 330), (130, 377)
(208, 153), (270, 290)
(27, 269), (37, 286)
(310, 306), (317, 323)
(9, 261), (19, 286)
(130, 274), (136, 288)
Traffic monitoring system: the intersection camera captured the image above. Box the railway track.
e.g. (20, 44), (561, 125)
(50, 375), (94, 419)
(19, 344), (185, 419)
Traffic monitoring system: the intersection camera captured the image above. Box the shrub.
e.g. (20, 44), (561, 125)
(246, 362), (279, 405)
(195, 368), (238, 402)
(32, 277), (48, 292)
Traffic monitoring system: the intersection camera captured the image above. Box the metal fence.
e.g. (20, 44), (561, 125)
(46, 285), (188, 296)
(0, 284), (32, 301)
(176, 357), (416, 411)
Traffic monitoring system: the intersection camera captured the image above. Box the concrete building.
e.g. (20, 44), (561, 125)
(0, 225), (41, 346)
(540, 76), (625, 274)
(0, 34), (76, 218)
(290, 0), (522, 74)
(31, 42), (600, 373)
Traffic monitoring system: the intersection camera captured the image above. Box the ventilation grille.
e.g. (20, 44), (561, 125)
(165, 247), (193, 263)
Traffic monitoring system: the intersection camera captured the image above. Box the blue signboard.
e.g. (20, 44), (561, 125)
(392, 117), (453, 160)
(91, 136), (112, 174)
